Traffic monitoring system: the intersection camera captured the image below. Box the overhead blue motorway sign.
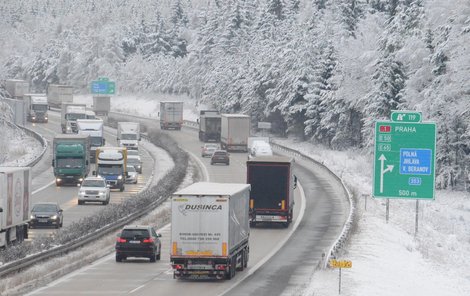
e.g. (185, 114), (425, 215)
(91, 80), (115, 95)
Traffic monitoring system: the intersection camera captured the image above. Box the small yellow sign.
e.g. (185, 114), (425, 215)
(329, 259), (352, 268)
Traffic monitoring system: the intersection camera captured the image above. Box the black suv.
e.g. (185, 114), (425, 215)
(115, 225), (162, 262)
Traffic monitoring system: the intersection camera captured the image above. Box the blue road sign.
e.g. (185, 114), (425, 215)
(399, 149), (432, 175)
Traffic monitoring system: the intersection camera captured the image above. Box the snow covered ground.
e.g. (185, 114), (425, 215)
(0, 123), (42, 166)
(6, 94), (470, 295)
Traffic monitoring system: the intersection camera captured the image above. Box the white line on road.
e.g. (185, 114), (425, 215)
(128, 285), (146, 294)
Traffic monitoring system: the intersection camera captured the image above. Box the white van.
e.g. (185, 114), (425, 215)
(250, 141), (273, 158)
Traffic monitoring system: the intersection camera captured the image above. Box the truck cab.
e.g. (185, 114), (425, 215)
(52, 135), (90, 186)
(77, 119), (105, 163)
(95, 147), (127, 192)
(117, 122), (140, 150)
(24, 94), (48, 123)
(61, 103), (87, 133)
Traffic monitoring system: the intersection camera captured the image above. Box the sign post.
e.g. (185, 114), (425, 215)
(329, 259), (352, 294)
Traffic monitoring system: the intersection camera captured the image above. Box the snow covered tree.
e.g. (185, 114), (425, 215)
(338, 0), (364, 38)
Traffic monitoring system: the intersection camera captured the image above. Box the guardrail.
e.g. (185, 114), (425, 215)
(0, 118), (186, 278)
(3, 120), (48, 167)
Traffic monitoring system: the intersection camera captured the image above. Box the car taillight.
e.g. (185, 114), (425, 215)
(173, 264), (183, 270)
(117, 237), (127, 243)
(142, 238), (154, 243)
(215, 264), (226, 270)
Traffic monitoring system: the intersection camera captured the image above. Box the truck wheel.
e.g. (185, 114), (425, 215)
(244, 248), (248, 268)
(283, 222), (289, 228)
(120, 185), (125, 192)
(237, 250), (245, 271)
(78, 200), (83, 205)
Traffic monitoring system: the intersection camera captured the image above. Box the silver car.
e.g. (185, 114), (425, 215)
(126, 165), (138, 184)
(78, 176), (111, 205)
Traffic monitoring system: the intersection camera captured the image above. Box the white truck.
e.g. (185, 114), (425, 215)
(92, 96), (111, 116)
(0, 167), (31, 247)
(5, 79), (29, 98)
(117, 122), (140, 150)
(159, 101), (183, 130)
(77, 119), (105, 163)
(221, 114), (251, 152)
(171, 182), (251, 280)
(61, 103), (87, 133)
(47, 84), (73, 108)
(24, 94), (48, 123)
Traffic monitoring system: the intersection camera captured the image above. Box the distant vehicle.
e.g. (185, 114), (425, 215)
(247, 156), (296, 227)
(85, 109), (97, 119)
(199, 110), (221, 142)
(77, 119), (105, 163)
(171, 182), (250, 280)
(221, 114), (250, 152)
(5, 79), (29, 98)
(127, 155), (142, 174)
(159, 101), (183, 130)
(61, 103), (87, 133)
(78, 176), (111, 205)
(115, 225), (162, 262)
(117, 122), (141, 150)
(127, 150), (139, 157)
(52, 134), (91, 186)
(24, 94), (48, 123)
(29, 202), (63, 229)
(201, 143), (220, 157)
(0, 167), (32, 247)
(92, 96), (110, 116)
(210, 150), (230, 165)
(249, 141), (273, 159)
(247, 137), (269, 153)
(126, 165), (138, 184)
(47, 84), (73, 109)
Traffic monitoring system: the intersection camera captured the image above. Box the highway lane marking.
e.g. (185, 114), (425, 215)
(187, 150), (210, 181)
(128, 285), (145, 294)
(32, 180), (55, 195)
(219, 181), (307, 296)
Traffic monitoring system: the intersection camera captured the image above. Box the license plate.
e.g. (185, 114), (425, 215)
(38, 219), (48, 223)
(129, 240), (140, 244)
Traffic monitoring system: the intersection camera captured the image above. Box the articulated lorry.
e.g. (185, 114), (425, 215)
(52, 134), (90, 186)
(5, 79), (29, 99)
(117, 122), (140, 150)
(61, 103), (87, 133)
(221, 114), (250, 152)
(159, 101), (183, 130)
(77, 119), (105, 163)
(92, 96), (111, 116)
(24, 94), (48, 123)
(171, 182), (251, 280)
(47, 84), (73, 108)
(247, 156), (296, 227)
(95, 147), (127, 191)
(0, 167), (31, 247)
(199, 110), (221, 142)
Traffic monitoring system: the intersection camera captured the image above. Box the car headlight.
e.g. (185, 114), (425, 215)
(79, 190), (85, 196)
(30, 215), (35, 219)
(117, 175), (122, 180)
(51, 215), (58, 220)
(56, 178), (62, 182)
(99, 191), (105, 195)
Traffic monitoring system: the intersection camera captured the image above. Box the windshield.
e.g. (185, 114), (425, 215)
(57, 158), (82, 168)
(66, 113), (86, 120)
(127, 166), (136, 172)
(127, 151), (139, 156)
(90, 137), (102, 146)
(33, 204), (57, 212)
(121, 229), (149, 239)
(97, 165), (123, 175)
(82, 180), (105, 187)
(121, 134), (137, 140)
(205, 144), (219, 149)
(32, 105), (48, 111)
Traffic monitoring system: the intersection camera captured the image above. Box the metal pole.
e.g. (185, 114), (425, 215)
(339, 267), (342, 294)
(386, 199), (389, 223)
(415, 200), (419, 236)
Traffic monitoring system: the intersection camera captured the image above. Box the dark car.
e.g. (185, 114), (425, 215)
(127, 156), (142, 174)
(29, 202), (63, 229)
(115, 225), (162, 262)
(210, 150), (230, 165)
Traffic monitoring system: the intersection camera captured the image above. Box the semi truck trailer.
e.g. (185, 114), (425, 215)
(47, 84), (73, 108)
(246, 156), (296, 227)
(0, 167), (31, 247)
(77, 119), (105, 163)
(221, 114), (250, 152)
(52, 134), (90, 186)
(159, 101), (183, 130)
(199, 110), (221, 142)
(171, 182), (251, 280)
(5, 79), (29, 99)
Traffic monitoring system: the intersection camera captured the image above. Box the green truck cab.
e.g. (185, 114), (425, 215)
(52, 134), (90, 186)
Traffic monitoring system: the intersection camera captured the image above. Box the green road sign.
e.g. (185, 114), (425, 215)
(91, 80), (115, 95)
(391, 111), (422, 123)
(373, 121), (436, 199)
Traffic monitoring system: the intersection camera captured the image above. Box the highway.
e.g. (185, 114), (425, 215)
(23, 112), (349, 296)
